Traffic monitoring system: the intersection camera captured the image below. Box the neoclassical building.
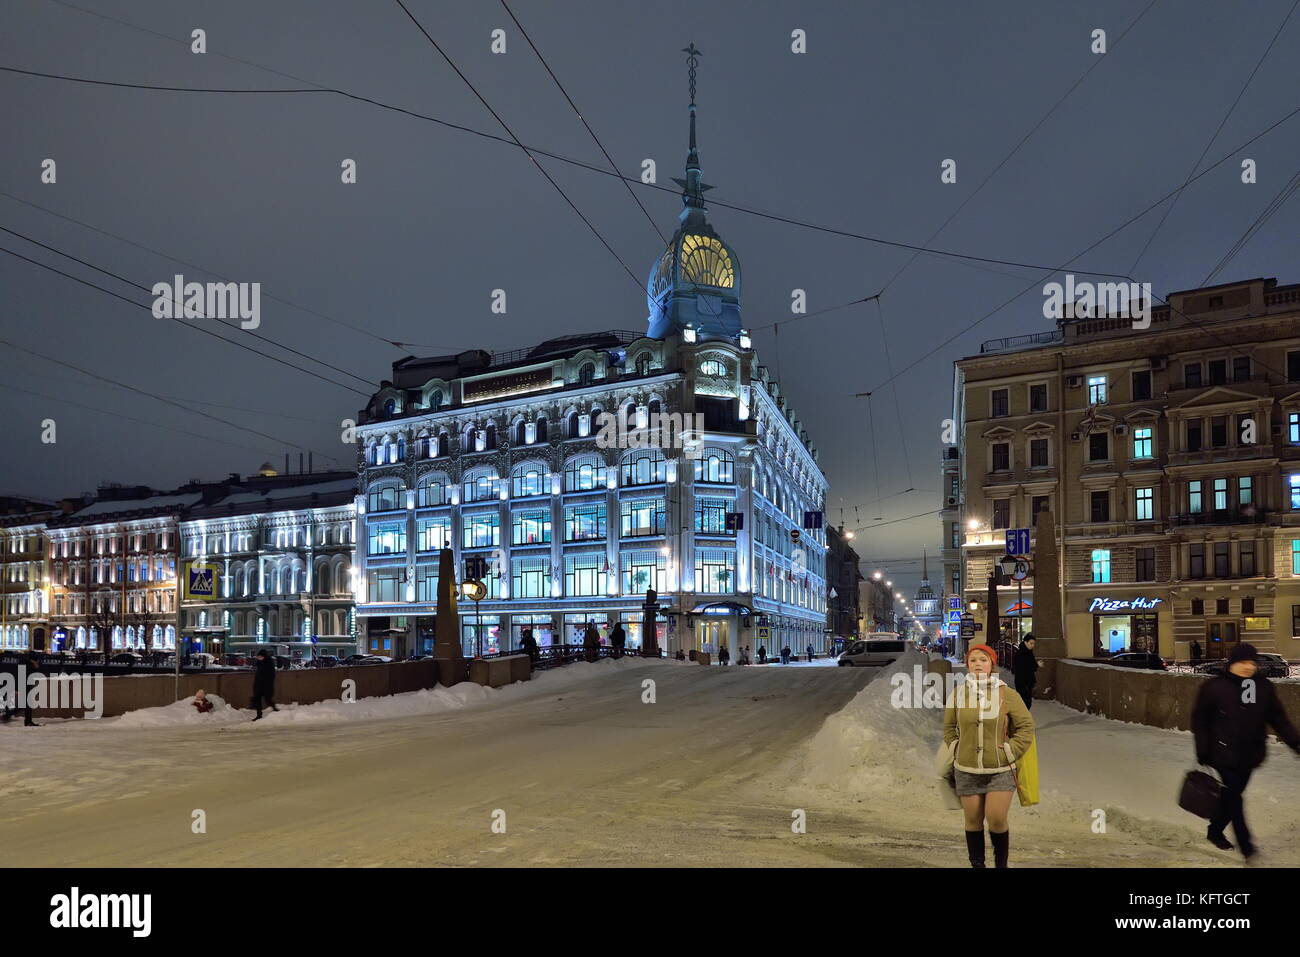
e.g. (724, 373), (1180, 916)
(353, 86), (830, 661)
(178, 470), (357, 658)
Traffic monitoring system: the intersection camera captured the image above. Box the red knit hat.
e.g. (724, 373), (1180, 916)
(966, 644), (998, 667)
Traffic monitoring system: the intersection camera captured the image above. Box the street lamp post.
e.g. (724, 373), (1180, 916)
(461, 579), (487, 657)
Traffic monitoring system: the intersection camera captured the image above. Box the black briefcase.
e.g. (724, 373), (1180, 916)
(1178, 768), (1222, 819)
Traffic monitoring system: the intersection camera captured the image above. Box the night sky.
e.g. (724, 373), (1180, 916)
(4, 0), (1300, 600)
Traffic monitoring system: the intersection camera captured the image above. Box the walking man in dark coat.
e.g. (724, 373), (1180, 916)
(1190, 639), (1203, 665)
(1012, 635), (1039, 710)
(1192, 642), (1300, 859)
(251, 649), (279, 721)
(610, 622), (627, 659)
(520, 627), (539, 664)
(757, 645), (767, 665)
(583, 623), (600, 662)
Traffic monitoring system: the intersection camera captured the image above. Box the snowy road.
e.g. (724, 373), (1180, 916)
(0, 661), (876, 867)
(3, 655), (1297, 867)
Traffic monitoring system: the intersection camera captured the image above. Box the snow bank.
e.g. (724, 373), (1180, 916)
(107, 656), (670, 729)
(797, 650), (940, 806)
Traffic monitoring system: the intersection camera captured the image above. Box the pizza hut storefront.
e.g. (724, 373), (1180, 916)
(1083, 594), (1164, 655)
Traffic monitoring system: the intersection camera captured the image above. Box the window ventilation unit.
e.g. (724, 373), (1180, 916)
(946, 496), (958, 507)
(1067, 376), (1083, 388)
(1114, 424), (1129, 436)
(1070, 432), (1082, 441)
(1149, 358), (1165, 370)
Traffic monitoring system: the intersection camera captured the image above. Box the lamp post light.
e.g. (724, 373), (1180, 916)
(461, 579), (487, 657)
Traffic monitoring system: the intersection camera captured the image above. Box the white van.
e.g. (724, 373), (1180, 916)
(837, 633), (908, 667)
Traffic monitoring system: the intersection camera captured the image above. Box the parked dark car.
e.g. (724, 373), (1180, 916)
(309, 655), (340, 668)
(1195, 653), (1291, 678)
(109, 652), (143, 665)
(1104, 652), (1167, 670)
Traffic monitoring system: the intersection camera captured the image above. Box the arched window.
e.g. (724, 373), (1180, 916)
(416, 472), (449, 508)
(515, 421), (527, 446)
(383, 398), (396, 416)
(316, 563), (331, 595)
(536, 416), (548, 442)
(485, 424), (497, 450)
(621, 448), (667, 486)
(429, 388), (444, 411)
(635, 353), (651, 376)
(165, 625), (176, 649)
(367, 478), (406, 513)
(564, 453), (607, 492)
(694, 447), (735, 484)
(462, 467), (498, 503)
(648, 399), (661, 417)
(567, 411), (580, 439)
(437, 432), (450, 457)
(511, 461), (547, 498)
(578, 362), (595, 387)
(700, 358), (727, 377)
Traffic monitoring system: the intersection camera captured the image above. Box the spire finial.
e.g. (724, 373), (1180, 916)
(673, 42), (711, 214)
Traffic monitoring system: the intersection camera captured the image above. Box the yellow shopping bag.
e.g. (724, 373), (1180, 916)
(1014, 737), (1040, 807)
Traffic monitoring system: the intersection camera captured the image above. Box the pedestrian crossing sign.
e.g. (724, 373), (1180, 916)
(183, 562), (219, 601)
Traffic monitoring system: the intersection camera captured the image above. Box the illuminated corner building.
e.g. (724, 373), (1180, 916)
(353, 51), (830, 661)
(178, 469), (358, 659)
(954, 276), (1300, 661)
(0, 498), (63, 652)
(45, 485), (189, 654)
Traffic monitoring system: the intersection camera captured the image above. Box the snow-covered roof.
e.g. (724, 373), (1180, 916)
(214, 478), (356, 507)
(70, 493), (203, 521)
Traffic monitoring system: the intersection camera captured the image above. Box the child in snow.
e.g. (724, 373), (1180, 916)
(942, 644), (1034, 868)
(192, 689), (214, 714)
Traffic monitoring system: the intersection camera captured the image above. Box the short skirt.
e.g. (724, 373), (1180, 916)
(954, 769), (1016, 796)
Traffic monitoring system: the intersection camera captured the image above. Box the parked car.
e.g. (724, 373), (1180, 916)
(837, 634), (907, 667)
(109, 652), (143, 665)
(1105, 652), (1168, 670)
(1195, 654), (1291, 678)
(309, 655), (340, 668)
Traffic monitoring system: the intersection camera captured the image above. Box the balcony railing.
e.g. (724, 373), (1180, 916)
(1168, 508), (1268, 527)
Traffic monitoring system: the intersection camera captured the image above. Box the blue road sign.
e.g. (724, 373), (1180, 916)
(1005, 527), (1031, 556)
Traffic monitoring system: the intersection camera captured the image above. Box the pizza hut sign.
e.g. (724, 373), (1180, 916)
(1088, 596), (1163, 613)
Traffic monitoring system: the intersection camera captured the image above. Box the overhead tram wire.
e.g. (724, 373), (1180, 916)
(0, 189), (470, 355)
(0, 225), (373, 395)
(388, 0), (642, 290)
(1129, 0), (1300, 273)
(1201, 164), (1300, 286)
(500, 0), (666, 247)
(0, 335), (341, 463)
(0, 380), (284, 460)
(877, 0), (1160, 299)
(859, 102), (1300, 396)
(0, 64), (1129, 283)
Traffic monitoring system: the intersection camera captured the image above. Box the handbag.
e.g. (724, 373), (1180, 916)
(1178, 768), (1222, 819)
(1012, 738), (1040, 807)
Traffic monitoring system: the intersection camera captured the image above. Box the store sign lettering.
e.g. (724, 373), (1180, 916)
(1088, 596), (1162, 613)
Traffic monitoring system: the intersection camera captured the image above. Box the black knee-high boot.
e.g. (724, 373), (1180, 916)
(990, 829), (1009, 868)
(964, 830), (986, 868)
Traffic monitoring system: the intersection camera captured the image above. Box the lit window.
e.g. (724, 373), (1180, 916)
(1134, 487), (1153, 521)
(1132, 427), (1153, 458)
(1293, 540), (1300, 575)
(1291, 475), (1300, 511)
(1091, 549), (1111, 584)
(1290, 412), (1300, 444)
(678, 234), (735, 288)
(1087, 375), (1107, 405)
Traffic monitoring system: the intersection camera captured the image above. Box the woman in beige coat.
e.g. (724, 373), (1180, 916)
(942, 644), (1034, 867)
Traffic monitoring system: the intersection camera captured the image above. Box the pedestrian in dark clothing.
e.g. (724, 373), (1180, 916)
(780, 645), (791, 665)
(1012, 636), (1039, 711)
(1192, 642), (1300, 860)
(251, 649), (279, 721)
(1190, 640), (1203, 666)
(757, 645), (767, 665)
(610, 623), (627, 659)
(806, 643), (815, 663)
(675, 648), (686, 660)
(520, 628), (539, 664)
(583, 623), (600, 662)
(718, 644), (730, 666)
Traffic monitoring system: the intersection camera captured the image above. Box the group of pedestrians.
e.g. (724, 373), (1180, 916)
(940, 634), (1300, 866)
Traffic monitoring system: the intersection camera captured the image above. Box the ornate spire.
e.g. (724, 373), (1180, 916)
(672, 43), (712, 217)
(922, 546), (929, 582)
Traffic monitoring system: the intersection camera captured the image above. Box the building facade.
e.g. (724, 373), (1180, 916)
(955, 276), (1300, 661)
(825, 525), (863, 648)
(178, 470), (358, 658)
(353, 96), (830, 662)
(45, 487), (187, 654)
(0, 501), (59, 651)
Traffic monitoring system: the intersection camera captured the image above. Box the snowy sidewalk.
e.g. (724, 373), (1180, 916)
(785, 653), (1300, 866)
